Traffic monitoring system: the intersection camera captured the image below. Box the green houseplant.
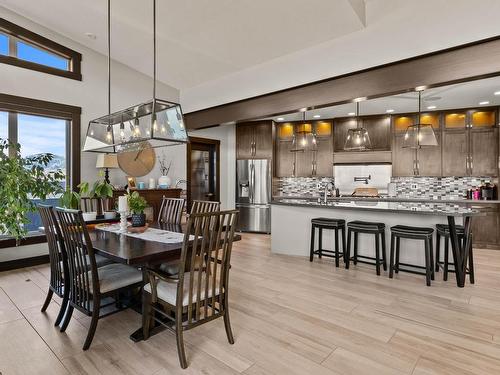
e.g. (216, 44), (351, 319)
(0, 138), (64, 243)
(127, 191), (148, 227)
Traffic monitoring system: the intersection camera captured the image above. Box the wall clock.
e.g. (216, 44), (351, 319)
(117, 141), (156, 177)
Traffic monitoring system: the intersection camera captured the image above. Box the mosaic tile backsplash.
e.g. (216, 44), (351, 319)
(275, 177), (334, 197)
(390, 176), (492, 199)
(275, 176), (494, 199)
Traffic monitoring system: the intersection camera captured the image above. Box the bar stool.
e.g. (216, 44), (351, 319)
(389, 225), (434, 286)
(435, 224), (474, 284)
(310, 218), (346, 267)
(345, 221), (386, 275)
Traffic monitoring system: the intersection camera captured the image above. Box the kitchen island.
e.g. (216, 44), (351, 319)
(271, 198), (479, 287)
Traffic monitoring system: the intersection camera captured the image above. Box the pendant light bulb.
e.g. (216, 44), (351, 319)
(106, 125), (113, 142)
(152, 113), (158, 131)
(119, 122), (125, 141)
(134, 117), (141, 137)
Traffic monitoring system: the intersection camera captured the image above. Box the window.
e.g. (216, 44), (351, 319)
(0, 94), (80, 243)
(0, 18), (81, 80)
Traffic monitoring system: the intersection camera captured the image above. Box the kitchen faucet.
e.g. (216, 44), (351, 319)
(354, 175), (371, 185)
(323, 182), (334, 204)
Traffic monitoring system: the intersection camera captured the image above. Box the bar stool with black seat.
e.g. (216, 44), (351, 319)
(389, 225), (434, 286)
(435, 224), (474, 284)
(310, 218), (346, 267)
(345, 221), (387, 275)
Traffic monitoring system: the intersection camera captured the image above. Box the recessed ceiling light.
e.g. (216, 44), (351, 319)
(427, 105), (437, 110)
(276, 117), (284, 121)
(313, 115), (321, 118)
(348, 112), (355, 116)
(479, 101), (490, 105)
(386, 109), (395, 113)
(299, 107), (307, 112)
(415, 85), (427, 91)
(84, 32), (97, 39)
(495, 91), (500, 96)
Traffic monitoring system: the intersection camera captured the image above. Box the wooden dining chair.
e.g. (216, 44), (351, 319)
(142, 209), (239, 369)
(158, 197), (185, 225)
(38, 205), (69, 327)
(189, 200), (220, 215)
(55, 207), (143, 350)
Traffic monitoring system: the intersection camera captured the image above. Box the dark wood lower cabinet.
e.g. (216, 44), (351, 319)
(471, 205), (499, 249)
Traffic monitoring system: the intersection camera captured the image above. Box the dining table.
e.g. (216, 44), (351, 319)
(88, 221), (241, 341)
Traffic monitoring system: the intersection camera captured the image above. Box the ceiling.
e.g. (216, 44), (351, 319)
(0, 0), (366, 90)
(265, 76), (500, 122)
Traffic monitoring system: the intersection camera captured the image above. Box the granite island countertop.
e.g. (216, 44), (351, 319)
(271, 198), (481, 217)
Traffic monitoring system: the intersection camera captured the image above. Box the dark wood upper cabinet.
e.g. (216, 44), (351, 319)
(334, 116), (390, 152)
(236, 121), (273, 159)
(470, 128), (498, 176)
(442, 130), (468, 176)
(276, 140), (295, 177)
(417, 133), (442, 176)
(362, 115), (391, 151)
(392, 135), (416, 176)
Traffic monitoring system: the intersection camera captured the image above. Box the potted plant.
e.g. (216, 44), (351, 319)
(92, 178), (115, 219)
(0, 138), (64, 244)
(127, 191), (148, 227)
(60, 187), (80, 209)
(76, 181), (98, 221)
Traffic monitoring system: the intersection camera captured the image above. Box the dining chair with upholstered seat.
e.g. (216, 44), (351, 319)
(55, 207), (143, 350)
(142, 209), (239, 369)
(38, 204), (70, 326)
(159, 200), (221, 278)
(158, 197), (185, 225)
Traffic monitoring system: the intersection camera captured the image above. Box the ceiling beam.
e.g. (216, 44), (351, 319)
(184, 36), (500, 130)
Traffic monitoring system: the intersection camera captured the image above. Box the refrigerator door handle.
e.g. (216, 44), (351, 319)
(249, 162), (254, 204)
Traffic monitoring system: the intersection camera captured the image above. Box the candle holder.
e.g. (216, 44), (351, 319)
(118, 211), (128, 233)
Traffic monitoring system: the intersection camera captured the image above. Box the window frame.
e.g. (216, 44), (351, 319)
(0, 18), (82, 81)
(0, 93), (81, 250)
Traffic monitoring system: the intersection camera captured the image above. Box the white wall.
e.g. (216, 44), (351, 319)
(0, 6), (180, 188)
(181, 0), (500, 112)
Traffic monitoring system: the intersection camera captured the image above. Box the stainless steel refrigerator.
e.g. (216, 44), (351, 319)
(236, 159), (271, 233)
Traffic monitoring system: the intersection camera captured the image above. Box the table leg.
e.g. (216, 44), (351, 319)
(447, 216), (464, 288)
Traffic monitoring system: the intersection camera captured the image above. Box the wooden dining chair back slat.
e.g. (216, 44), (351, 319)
(158, 197), (185, 224)
(143, 209), (239, 368)
(55, 208), (98, 313)
(190, 200), (221, 215)
(81, 197), (104, 216)
(38, 205), (70, 326)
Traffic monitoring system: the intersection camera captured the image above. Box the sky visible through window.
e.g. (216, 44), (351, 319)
(0, 33), (7, 55)
(18, 114), (66, 159)
(17, 41), (68, 70)
(0, 111), (7, 140)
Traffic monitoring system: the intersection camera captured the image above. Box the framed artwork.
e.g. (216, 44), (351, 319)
(126, 176), (136, 189)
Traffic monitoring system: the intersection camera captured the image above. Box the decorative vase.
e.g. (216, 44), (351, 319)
(158, 175), (171, 189)
(131, 213), (146, 227)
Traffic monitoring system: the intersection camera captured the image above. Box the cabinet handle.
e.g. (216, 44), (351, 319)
(469, 156), (473, 174)
(466, 156), (469, 174)
(292, 161), (296, 177)
(416, 160), (420, 175)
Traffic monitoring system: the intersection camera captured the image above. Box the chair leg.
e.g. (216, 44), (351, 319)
(309, 225), (315, 262)
(443, 237), (449, 281)
(468, 237), (475, 285)
(395, 237), (400, 274)
(389, 233), (395, 279)
(381, 231), (387, 271)
(345, 229), (351, 269)
(318, 228), (323, 259)
(55, 290), (69, 327)
(353, 232), (358, 265)
(83, 298), (100, 350)
(40, 289), (53, 313)
(142, 291), (152, 340)
(59, 305), (74, 332)
(176, 318), (188, 369)
(375, 233), (381, 276)
(341, 226), (347, 266)
(424, 238), (432, 287)
(435, 232), (441, 272)
(334, 228), (340, 268)
(430, 236), (435, 281)
(223, 294), (235, 345)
